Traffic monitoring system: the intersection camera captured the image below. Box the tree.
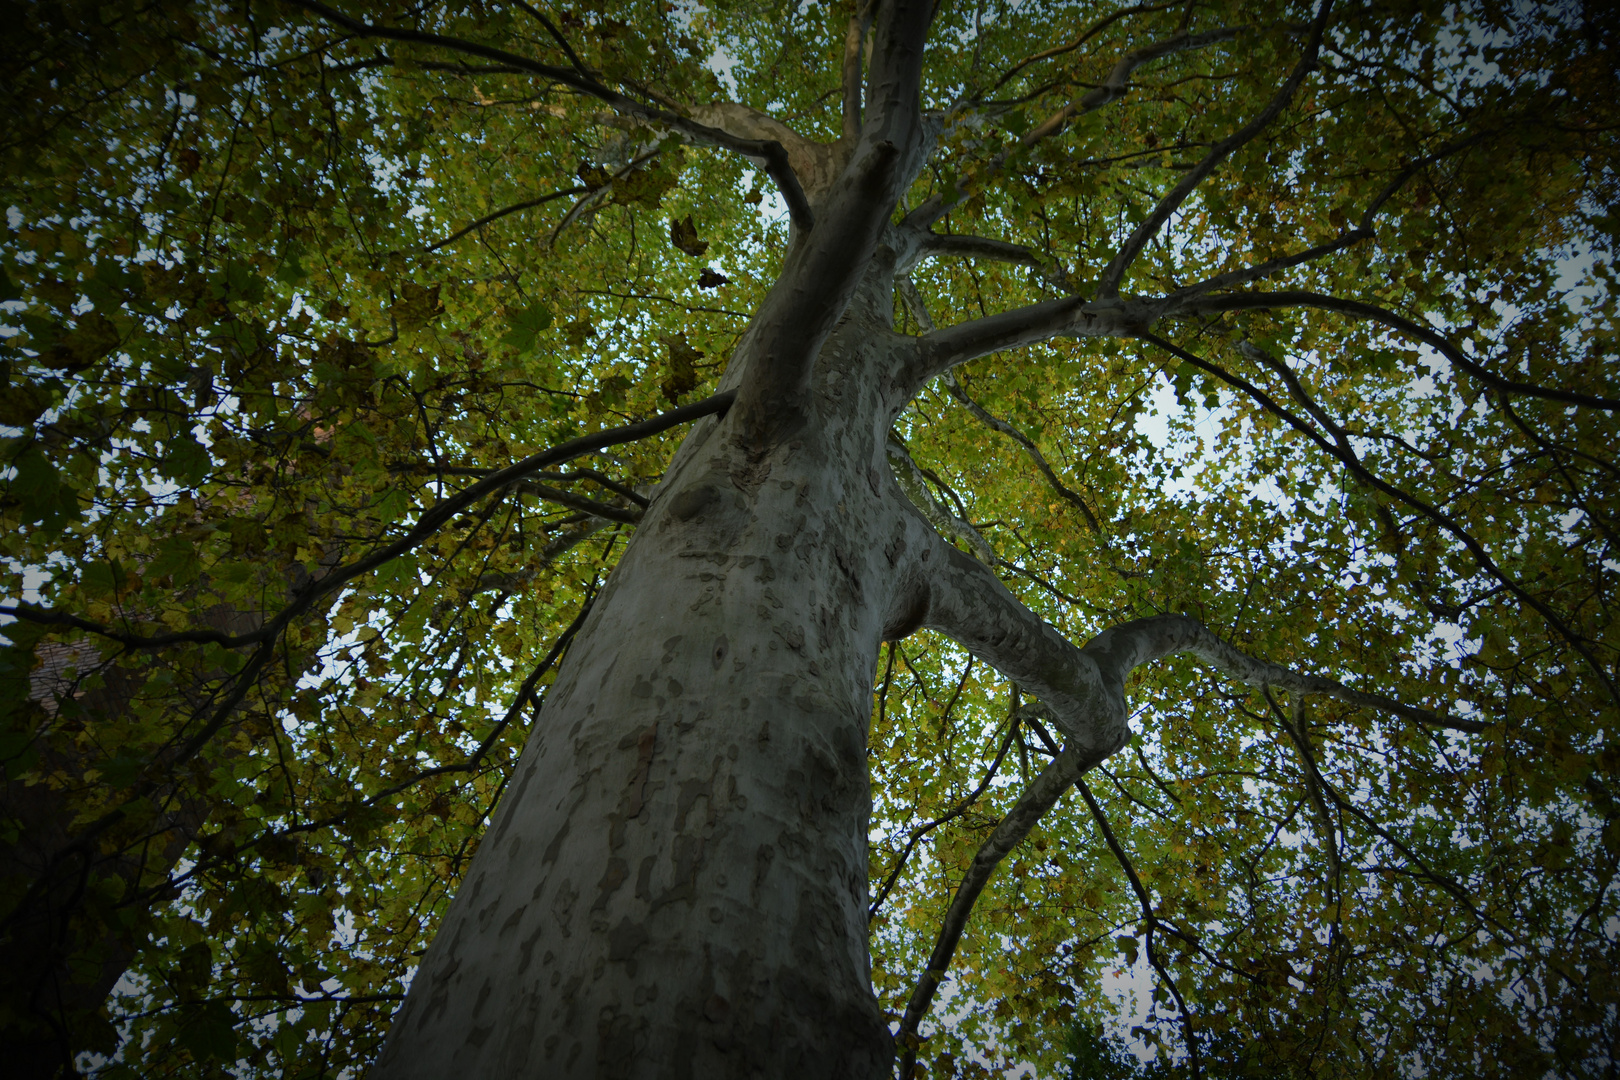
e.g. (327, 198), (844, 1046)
(1, 0), (1616, 1076)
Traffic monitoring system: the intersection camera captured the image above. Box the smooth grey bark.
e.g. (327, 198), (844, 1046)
(372, 9), (940, 1065)
(370, 313), (927, 1077)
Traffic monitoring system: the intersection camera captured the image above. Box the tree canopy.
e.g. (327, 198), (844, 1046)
(1, 0), (1617, 1076)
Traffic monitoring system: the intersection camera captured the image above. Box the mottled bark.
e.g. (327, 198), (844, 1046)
(372, 311), (924, 1077)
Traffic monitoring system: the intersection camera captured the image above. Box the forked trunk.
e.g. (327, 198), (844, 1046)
(373, 322), (922, 1077)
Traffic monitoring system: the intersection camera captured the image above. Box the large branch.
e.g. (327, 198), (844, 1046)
(895, 744), (1096, 1068)
(911, 231), (1070, 290)
(886, 436), (997, 564)
(286, 0), (815, 229)
(1181, 289), (1620, 411)
(727, 0), (933, 436)
(1094, 3), (1333, 297)
(898, 292), (1145, 395)
(897, 543), (1456, 1055)
(842, 0), (877, 142)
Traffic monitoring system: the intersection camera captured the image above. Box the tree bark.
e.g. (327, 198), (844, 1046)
(372, 313), (925, 1077)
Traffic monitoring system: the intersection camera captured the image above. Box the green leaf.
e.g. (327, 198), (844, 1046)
(164, 431), (211, 486)
(40, 311), (120, 371)
(0, 380), (51, 426)
(499, 302), (553, 354)
(660, 333), (701, 404)
(9, 443), (59, 517)
(178, 1002), (239, 1062)
(390, 282), (442, 330)
(376, 487), (412, 523)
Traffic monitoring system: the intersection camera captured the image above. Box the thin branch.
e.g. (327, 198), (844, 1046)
(425, 185), (587, 251)
(1137, 330), (1618, 708)
(129, 589), (599, 907)
(536, 468), (650, 507)
(1074, 776), (1204, 1078)
(286, 0), (815, 229)
(983, 1), (1184, 97)
(1162, 229), (1372, 303)
(868, 717), (1021, 918)
(512, 482), (642, 524)
(905, 22), (1245, 231)
(1182, 289), (1620, 411)
(1358, 127), (1496, 230)
(1094, 3), (1332, 297)
(509, 0), (592, 78)
(1019, 25), (1247, 150)
(943, 370), (1102, 533)
(546, 148), (660, 248)
(1267, 690), (1342, 886)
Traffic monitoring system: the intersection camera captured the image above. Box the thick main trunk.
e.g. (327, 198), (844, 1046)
(373, 328), (917, 1077)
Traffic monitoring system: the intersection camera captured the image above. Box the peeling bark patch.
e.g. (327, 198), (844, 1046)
(517, 924), (544, 974)
(635, 855), (655, 899)
(675, 777), (711, 832)
(550, 879), (577, 938)
(490, 764), (537, 846)
(606, 917), (649, 962)
(657, 833), (708, 908)
(498, 904), (527, 936)
(751, 843), (775, 901)
(540, 818), (570, 865)
(619, 723), (658, 823)
(415, 955), (460, 1030)
(597, 1009), (645, 1080)
(833, 546), (864, 603)
(591, 858), (629, 912)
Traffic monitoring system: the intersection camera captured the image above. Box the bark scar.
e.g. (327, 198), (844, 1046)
(622, 723), (659, 820)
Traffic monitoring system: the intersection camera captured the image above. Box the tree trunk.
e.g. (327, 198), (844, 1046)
(372, 318), (927, 1077)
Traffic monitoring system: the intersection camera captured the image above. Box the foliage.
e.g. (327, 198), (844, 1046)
(0, 0), (1615, 1076)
